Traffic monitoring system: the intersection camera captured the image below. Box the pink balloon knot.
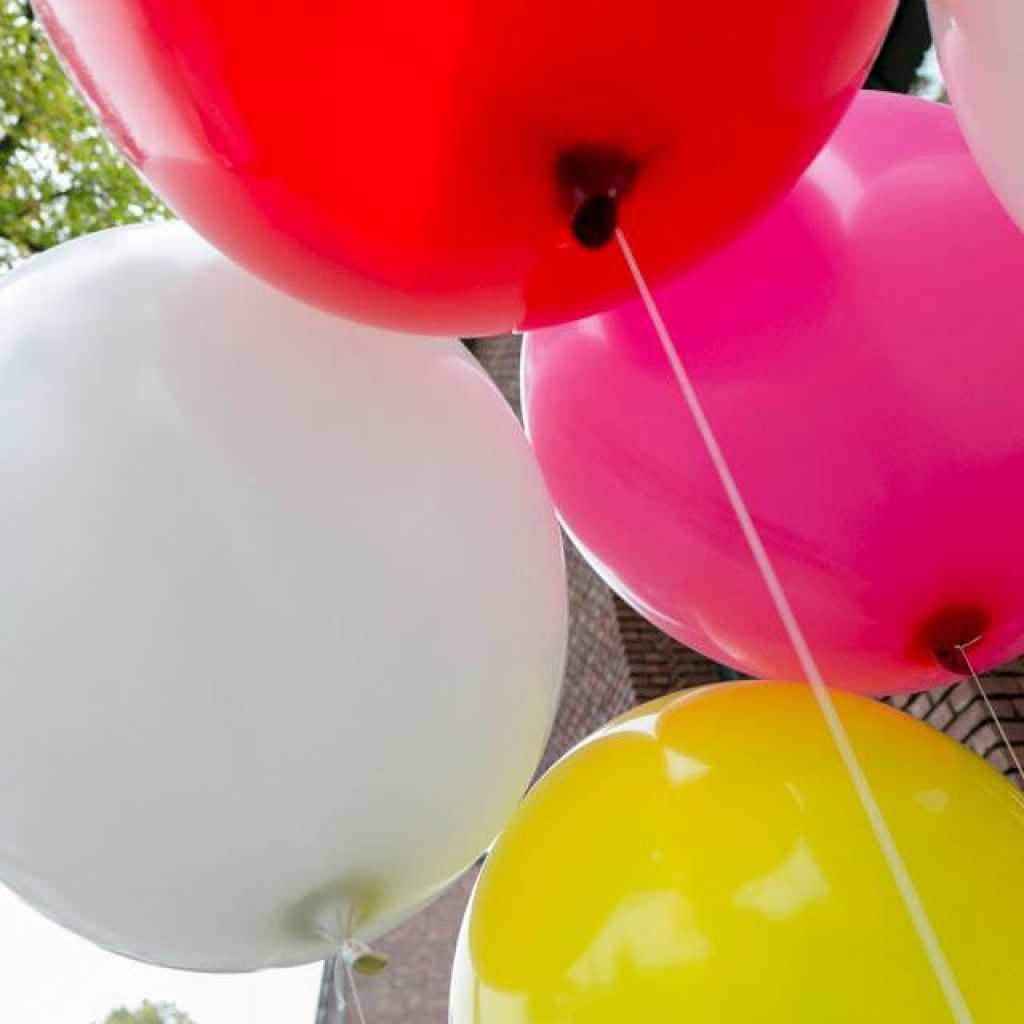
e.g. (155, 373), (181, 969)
(916, 605), (990, 675)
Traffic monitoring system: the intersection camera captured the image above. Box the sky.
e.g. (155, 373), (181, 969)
(0, 885), (322, 1024)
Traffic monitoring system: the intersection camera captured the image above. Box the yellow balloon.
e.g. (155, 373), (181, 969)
(451, 683), (1024, 1023)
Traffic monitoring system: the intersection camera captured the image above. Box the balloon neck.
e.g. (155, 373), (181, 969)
(572, 194), (619, 249)
(312, 898), (389, 1020)
(918, 605), (989, 674)
(330, 937), (389, 1024)
(557, 145), (637, 250)
(339, 938), (389, 976)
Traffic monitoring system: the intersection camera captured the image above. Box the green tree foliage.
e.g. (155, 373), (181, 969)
(0, 0), (170, 269)
(100, 1000), (195, 1024)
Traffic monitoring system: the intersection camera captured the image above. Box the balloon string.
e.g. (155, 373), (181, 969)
(956, 640), (1024, 783)
(336, 949), (369, 1024)
(325, 906), (387, 1024)
(614, 227), (974, 1024)
(332, 956), (349, 1024)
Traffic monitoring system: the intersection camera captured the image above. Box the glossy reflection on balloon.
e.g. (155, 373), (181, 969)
(36, 0), (895, 334)
(451, 683), (1024, 1024)
(523, 92), (1024, 695)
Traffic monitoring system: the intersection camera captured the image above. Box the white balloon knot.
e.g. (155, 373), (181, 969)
(340, 938), (389, 976)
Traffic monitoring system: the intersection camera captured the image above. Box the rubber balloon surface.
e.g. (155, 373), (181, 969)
(0, 223), (566, 971)
(452, 683), (1024, 1024)
(37, 0), (894, 333)
(931, 0), (1024, 231)
(523, 93), (1024, 695)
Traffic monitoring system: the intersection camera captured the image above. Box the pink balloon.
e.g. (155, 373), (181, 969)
(522, 92), (1024, 696)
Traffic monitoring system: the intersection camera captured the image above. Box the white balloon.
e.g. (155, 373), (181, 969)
(0, 223), (566, 972)
(929, 0), (1024, 229)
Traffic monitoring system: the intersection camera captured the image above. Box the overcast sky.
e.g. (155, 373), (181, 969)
(0, 885), (321, 1024)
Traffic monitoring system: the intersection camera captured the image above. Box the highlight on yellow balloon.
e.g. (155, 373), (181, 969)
(450, 682), (1024, 1023)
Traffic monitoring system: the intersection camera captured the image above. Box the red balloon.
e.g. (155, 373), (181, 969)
(38, 1), (895, 334)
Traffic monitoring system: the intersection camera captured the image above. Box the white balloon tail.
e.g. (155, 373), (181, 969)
(324, 907), (387, 1024)
(615, 227), (974, 1024)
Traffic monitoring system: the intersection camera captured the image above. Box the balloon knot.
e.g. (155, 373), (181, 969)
(340, 938), (389, 976)
(332, 938), (388, 1023)
(917, 605), (989, 674)
(572, 195), (618, 249)
(557, 144), (637, 250)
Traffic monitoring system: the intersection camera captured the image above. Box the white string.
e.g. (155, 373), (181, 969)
(332, 956), (349, 1023)
(615, 227), (973, 1024)
(340, 950), (369, 1024)
(323, 907), (383, 1024)
(956, 640), (1024, 783)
